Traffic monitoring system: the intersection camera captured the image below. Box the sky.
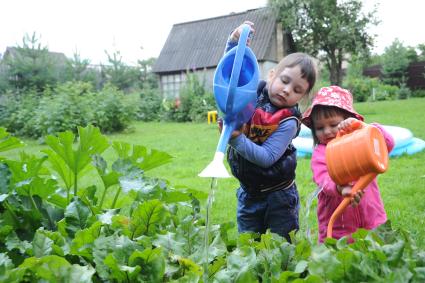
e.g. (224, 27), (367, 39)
(1, 0), (424, 65)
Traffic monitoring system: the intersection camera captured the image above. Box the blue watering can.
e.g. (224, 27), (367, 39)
(199, 24), (260, 178)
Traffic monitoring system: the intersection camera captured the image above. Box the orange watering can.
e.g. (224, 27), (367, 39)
(325, 120), (389, 238)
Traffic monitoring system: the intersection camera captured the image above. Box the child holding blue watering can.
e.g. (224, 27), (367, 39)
(221, 22), (317, 241)
(301, 86), (395, 242)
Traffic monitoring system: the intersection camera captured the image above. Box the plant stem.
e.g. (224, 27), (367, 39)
(73, 172), (78, 197)
(111, 187), (121, 209)
(28, 188), (38, 212)
(66, 186), (70, 205)
(99, 186), (109, 210)
(4, 200), (20, 226)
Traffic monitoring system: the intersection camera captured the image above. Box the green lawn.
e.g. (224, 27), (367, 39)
(4, 97), (425, 246)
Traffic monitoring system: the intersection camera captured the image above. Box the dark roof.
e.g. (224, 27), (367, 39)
(153, 7), (276, 73)
(3, 46), (68, 65)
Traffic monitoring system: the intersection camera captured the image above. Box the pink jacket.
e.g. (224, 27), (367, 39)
(311, 124), (395, 242)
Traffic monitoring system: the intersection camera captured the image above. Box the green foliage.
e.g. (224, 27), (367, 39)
(0, 33), (67, 92)
(137, 57), (158, 89)
(397, 83), (412, 100)
(270, 0), (377, 85)
(343, 56), (402, 102)
(0, 89), (40, 137)
(411, 89), (425, 97)
(0, 128), (24, 154)
(381, 39), (412, 86)
(33, 82), (94, 137)
(101, 50), (140, 92)
(0, 82), (137, 137)
(91, 84), (137, 132)
(162, 73), (215, 122)
(417, 43), (425, 61)
(343, 76), (400, 102)
(64, 51), (101, 88)
(1, 98), (425, 281)
(137, 87), (162, 121)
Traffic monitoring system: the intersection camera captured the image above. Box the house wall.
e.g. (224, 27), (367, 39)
(158, 60), (278, 99)
(159, 68), (216, 99)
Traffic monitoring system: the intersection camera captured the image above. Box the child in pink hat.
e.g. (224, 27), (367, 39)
(302, 86), (395, 242)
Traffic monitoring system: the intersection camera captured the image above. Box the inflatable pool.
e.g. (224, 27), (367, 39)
(294, 124), (425, 158)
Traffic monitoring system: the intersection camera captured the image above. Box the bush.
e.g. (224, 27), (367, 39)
(188, 92), (216, 122)
(397, 83), (411, 100)
(1, 82), (137, 137)
(343, 76), (401, 102)
(162, 73), (215, 122)
(0, 89), (40, 136)
(33, 82), (94, 137)
(90, 85), (136, 132)
(411, 89), (425, 97)
(343, 77), (379, 102)
(372, 84), (399, 101)
(137, 87), (162, 121)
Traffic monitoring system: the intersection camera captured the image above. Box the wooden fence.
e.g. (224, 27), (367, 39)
(363, 60), (425, 89)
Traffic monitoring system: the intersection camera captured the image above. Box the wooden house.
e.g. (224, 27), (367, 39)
(152, 7), (295, 98)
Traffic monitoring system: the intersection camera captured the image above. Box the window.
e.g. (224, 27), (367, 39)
(161, 72), (186, 99)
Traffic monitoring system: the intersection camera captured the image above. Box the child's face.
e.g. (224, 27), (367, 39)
(267, 65), (309, 108)
(313, 113), (345, 145)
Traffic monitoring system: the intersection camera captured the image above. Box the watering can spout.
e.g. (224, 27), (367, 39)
(198, 152), (231, 178)
(199, 24), (259, 178)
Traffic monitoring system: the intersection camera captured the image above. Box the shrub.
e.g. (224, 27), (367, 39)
(137, 87), (162, 121)
(343, 77), (379, 102)
(91, 85), (136, 132)
(188, 91), (215, 122)
(0, 89), (40, 136)
(164, 73), (215, 122)
(397, 83), (412, 100)
(343, 76), (402, 102)
(1, 81), (137, 137)
(33, 82), (94, 137)
(411, 89), (425, 97)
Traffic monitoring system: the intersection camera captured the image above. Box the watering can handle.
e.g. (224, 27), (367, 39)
(225, 24), (252, 114)
(336, 119), (363, 138)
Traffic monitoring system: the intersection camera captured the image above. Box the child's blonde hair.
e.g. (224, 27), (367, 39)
(272, 52), (317, 94)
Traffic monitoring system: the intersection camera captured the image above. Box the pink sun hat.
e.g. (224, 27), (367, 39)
(302, 85), (364, 128)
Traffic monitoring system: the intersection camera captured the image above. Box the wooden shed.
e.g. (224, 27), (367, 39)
(153, 7), (294, 98)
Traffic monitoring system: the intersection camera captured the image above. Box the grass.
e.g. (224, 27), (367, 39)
(3, 97), (425, 246)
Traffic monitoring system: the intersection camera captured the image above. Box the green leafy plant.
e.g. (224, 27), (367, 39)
(1, 126), (425, 282)
(42, 125), (109, 203)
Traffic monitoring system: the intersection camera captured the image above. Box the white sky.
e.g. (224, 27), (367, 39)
(1, 0), (423, 65)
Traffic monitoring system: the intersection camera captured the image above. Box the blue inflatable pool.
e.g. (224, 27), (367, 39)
(294, 124), (425, 158)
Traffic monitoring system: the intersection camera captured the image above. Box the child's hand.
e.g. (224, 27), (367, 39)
(217, 118), (246, 138)
(337, 118), (365, 135)
(230, 21), (255, 46)
(231, 124), (247, 138)
(337, 184), (364, 207)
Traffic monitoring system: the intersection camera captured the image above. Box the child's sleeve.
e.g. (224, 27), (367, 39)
(371, 123), (395, 152)
(311, 145), (340, 197)
(228, 119), (298, 168)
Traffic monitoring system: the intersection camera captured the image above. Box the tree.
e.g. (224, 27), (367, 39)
(416, 43), (425, 61)
(269, 0), (378, 85)
(381, 39), (411, 86)
(137, 57), (158, 89)
(1, 32), (64, 92)
(65, 50), (100, 88)
(101, 50), (140, 92)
